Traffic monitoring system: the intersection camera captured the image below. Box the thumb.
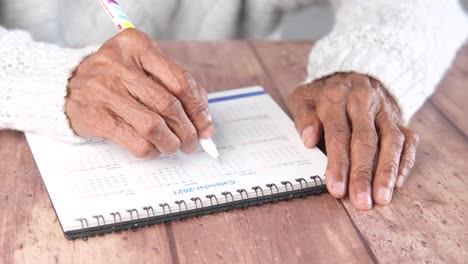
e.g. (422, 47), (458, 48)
(288, 88), (323, 148)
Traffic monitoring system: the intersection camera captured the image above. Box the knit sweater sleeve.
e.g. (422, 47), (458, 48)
(305, 0), (468, 123)
(0, 26), (97, 142)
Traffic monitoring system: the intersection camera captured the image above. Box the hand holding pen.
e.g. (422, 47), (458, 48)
(65, 0), (219, 159)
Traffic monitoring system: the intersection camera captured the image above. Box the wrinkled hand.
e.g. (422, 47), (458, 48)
(66, 29), (214, 158)
(288, 73), (419, 210)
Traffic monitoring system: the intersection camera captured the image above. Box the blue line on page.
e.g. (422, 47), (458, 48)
(208, 90), (267, 104)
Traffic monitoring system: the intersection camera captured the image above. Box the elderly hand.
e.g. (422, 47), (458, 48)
(288, 73), (419, 210)
(66, 29), (214, 158)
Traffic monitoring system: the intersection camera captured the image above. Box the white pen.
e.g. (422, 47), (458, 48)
(199, 138), (220, 159)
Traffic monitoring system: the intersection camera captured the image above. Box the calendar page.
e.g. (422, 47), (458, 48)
(26, 86), (327, 232)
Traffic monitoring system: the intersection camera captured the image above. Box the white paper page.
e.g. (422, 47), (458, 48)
(26, 86), (327, 232)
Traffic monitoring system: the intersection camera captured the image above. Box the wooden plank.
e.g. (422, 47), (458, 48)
(429, 43), (468, 136)
(248, 41), (312, 101)
(158, 41), (287, 112)
(251, 41), (468, 263)
(159, 41), (374, 263)
(342, 103), (468, 263)
(0, 131), (175, 263)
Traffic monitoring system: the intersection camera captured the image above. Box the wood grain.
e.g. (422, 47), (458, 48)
(0, 131), (175, 263)
(251, 41), (468, 263)
(342, 103), (468, 263)
(158, 41), (374, 264)
(248, 41), (312, 101)
(430, 43), (468, 136)
(1, 41), (466, 263)
(158, 41), (287, 111)
(340, 42), (468, 263)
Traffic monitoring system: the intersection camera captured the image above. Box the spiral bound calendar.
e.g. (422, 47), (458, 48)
(26, 86), (328, 240)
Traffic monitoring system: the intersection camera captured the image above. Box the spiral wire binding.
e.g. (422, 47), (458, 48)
(237, 189), (249, 199)
(70, 175), (325, 240)
(76, 218), (89, 240)
(204, 195), (218, 214)
(191, 197), (204, 209)
(237, 189), (249, 208)
(266, 183), (279, 202)
(295, 178), (309, 197)
(252, 186), (264, 206)
(221, 191), (234, 203)
(173, 200), (188, 220)
(159, 203), (172, 215)
(206, 194), (219, 206)
(110, 212), (122, 225)
(175, 200), (188, 212)
(252, 186), (264, 196)
(143, 206), (155, 217)
(126, 209), (139, 220)
(281, 181), (294, 200)
(92, 215), (106, 226)
(310, 175), (324, 194)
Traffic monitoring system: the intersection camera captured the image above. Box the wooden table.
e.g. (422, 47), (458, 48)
(1, 41), (467, 264)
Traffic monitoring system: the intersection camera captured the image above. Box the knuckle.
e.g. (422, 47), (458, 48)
(385, 127), (405, 149)
(329, 132), (350, 145)
(369, 78), (382, 88)
(352, 83), (377, 98)
(175, 84), (191, 96)
(288, 86), (311, 111)
(326, 123), (350, 145)
(164, 140), (181, 155)
(86, 76), (106, 89)
(159, 95), (183, 115)
(115, 29), (155, 54)
(179, 130), (198, 153)
(92, 52), (114, 66)
(406, 129), (420, 145)
(118, 28), (143, 42)
(181, 129), (198, 145)
(355, 127), (378, 148)
(291, 85), (308, 98)
(381, 163), (399, 180)
(188, 102), (208, 120)
(159, 96), (183, 115)
(140, 117), (163, 137)
(353, 168), (373, 183)
(174, 71), (196, 94)
(322, 85), (348, 102)
(333, 159), (351, 172)
(401, 155), (416, 168)
(349, 92), (380, 115)
(82, 78), (110, 97)
(295, 105), (315, 123)
(132, 143), (154, 158)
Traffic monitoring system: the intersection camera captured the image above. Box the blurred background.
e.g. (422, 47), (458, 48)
(282, 0), (468, 40)
(1, 1), (467, 43)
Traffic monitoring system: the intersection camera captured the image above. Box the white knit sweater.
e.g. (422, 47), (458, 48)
(0, 0), (467, 142)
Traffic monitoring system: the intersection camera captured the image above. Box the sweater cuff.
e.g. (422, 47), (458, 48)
(305, 38), (429, 124)
(2, 45), (97, 143)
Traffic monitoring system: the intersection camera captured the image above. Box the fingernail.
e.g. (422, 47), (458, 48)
(376, 188), (392, 203)
(332, 182), (345, 196)
(356, 192), (372, 207)
(145, 149), (161, 160)
(301, 126), (315, 148)
(199, 124), (215, 139)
